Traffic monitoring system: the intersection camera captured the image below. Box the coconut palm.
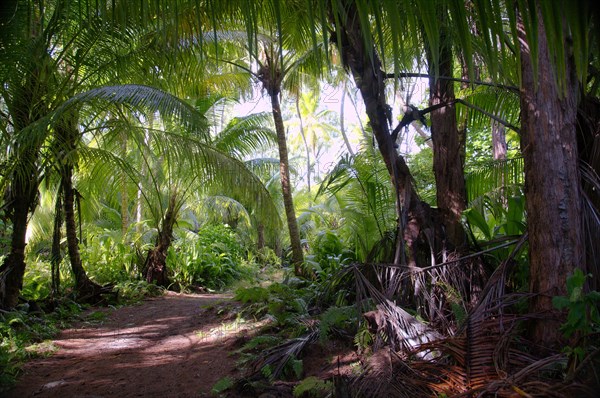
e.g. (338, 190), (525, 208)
(197, 23), (329, 274)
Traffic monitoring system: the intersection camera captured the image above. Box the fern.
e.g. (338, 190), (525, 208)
(242, 335), (282, 351)
(211, 376), (234, 394)
(293, 376), (332, 397)
(234, 286), (270, 303)
(353, 321), (374, 353)
(318, 305), (358, 341)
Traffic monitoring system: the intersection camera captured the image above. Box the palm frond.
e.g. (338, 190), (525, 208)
(56, 84), (208, 135)
(212, 112), (276, 159)
(466, 157), (525, 205)
(250, 329), (319, 379)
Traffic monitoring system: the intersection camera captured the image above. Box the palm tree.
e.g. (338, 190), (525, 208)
(0, 0), (69, 308)
(199, 27), (327, 274)
(126, 98), (280, 286)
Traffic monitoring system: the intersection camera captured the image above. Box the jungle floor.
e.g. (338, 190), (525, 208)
(6, 291), (357, 398)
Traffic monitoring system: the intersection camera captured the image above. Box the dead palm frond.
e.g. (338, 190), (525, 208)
(348, 263), (442, 356)
(249, 328), (319, 380)
(347, 231), (598, 397)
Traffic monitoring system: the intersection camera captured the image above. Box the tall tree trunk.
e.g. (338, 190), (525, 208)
(296, 96), (312, 191)
(0, 194), (32, 309)
(0, 83), (43, 309)
(331, 2), (429, 268)
(271, 92), (305, 274)
(257, 223), (265, 250)
(492, 121), (507, 160)
(51, 192), (63, 297)
(518, 5), (583, 348)
(63, 166), (99, 299)
(428, 32), (467, 251)
(120, 133), (129, 237)
(144, 193), (177, 287)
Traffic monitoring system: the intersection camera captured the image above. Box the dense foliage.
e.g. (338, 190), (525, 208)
(1, 0), (599, 396)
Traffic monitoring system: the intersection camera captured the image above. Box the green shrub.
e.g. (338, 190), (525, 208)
(293, 376), (332, 397)
(0, 302), (83, 393)
(168, 225), (248, 291)
(80, 234), (141, 284)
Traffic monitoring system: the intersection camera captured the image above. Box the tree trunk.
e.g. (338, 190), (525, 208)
(428, 32), (467, 251)
(257, 223), (265, 250)
(63, 167), (100, 299)
(0, 53), (45, 308)
(271, 92), (305, 274)
(518, 6), (583, 348)
(0, 196), (31, 309)
(145, 193), (177, 287)
(51, 193), (63, 297)
(331, 1), (429, 268)
(120, 133), (129, 237)
(492, 121), (507, 160)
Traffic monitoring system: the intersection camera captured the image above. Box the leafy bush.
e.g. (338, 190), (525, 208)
(553, 269), (600, 339)
(0, 301), (84, 393)
(115, 280), (165, 303)
(21, 260), (52, 301)
(305, 231), (354, 285)
(168, 224), (247, 291)
(80, 233), (142, 284)
(318, 305), (358, 341)
(293, 376), (333, 397)
(235, 282), (312, 327)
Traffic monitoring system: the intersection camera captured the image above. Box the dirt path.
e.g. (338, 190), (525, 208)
(7, 292), (243, 398)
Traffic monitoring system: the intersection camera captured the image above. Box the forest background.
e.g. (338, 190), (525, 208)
(1, 0), (599, 396)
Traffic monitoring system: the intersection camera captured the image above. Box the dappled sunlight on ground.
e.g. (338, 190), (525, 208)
(7, 292), (255, 398)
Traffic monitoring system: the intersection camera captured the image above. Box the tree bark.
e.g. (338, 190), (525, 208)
(428, 31), (467, 251)
(271, 92), (305, 274)
(63, 166), (99, 298)
(492, 121), (507, 160)
(257, 223), (265, 250)
(0, 195), (31, 309)
(331, 1), (428, 268)
(145, 193), (177, 287)
(518, 5), (583, 348)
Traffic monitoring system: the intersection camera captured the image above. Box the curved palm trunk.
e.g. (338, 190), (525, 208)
(58, 113), (102, 300)
(0, 62), (45, 309)
(331, 2), (429, 268)
(144, 193), (177, 287)
(271, 93), (305, 274)
(63, 167), (99, 298)
(518, 5), (583, 348)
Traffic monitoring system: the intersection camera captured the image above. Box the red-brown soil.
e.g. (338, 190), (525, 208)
(6, 291), (359, 398)
(6, 292), (243, 398)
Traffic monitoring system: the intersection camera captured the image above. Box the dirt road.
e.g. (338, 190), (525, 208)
(7, 292), (242, 397)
